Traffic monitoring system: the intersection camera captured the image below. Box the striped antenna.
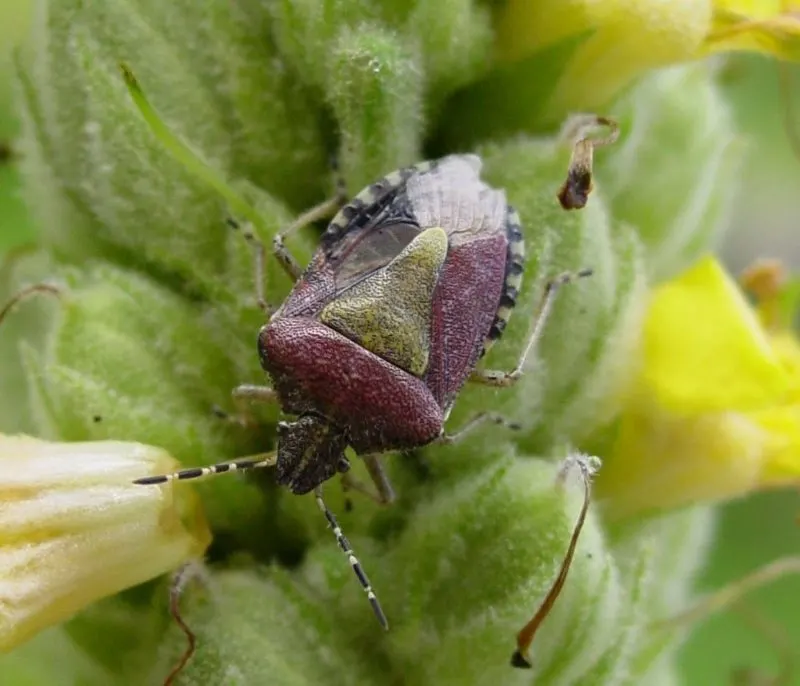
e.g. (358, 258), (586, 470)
(133, 452), (277, 485)
(314, 486), (389, 630)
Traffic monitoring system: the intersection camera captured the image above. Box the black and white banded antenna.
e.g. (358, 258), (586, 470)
(314, 485), (388, 630)
(133, 453), (277, 485)
(133, 454), (389, 630)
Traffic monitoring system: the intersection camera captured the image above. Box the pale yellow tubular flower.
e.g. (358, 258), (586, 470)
(595, 256), (800, 520)
(495, 1), (800, 117)
(0, 435), (210, 651)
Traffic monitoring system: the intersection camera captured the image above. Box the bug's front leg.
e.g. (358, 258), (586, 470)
(271, 195), (345, 280)
(470, 269), (593, 388)
(213, 384), (278, 427)
(226, 217), (271, 315)
(227, 183), (346, 311)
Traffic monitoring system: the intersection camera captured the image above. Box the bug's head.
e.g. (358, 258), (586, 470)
(275, 413), (350, 494)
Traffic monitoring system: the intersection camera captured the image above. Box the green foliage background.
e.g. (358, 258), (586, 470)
(0, 4), (797, 684)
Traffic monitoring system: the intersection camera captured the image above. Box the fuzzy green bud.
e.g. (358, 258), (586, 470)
(16, 0), (327, 293)
(150, 568), (378, 686)
(149, 454), (715, 685)
(597, 64), (745, 282)
(406, 0), (493, 105)
(325, 24), (424, 194)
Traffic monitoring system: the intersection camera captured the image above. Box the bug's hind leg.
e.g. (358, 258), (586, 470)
(364, 455), (396, 504)
(470, 269), (593, 388)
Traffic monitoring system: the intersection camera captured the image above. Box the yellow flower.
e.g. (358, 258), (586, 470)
(495, 0), (800, 117)
(0, 435), (210, 651)
(596, 256), (800, 519)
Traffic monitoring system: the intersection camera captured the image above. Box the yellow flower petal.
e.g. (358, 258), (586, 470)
(494, 1), (800, 117)
(705, 1), (800, 60)
(496, 0), (710, 65)
(768, 331), (800, 392)
(597, 256), (800, 520)
(751, 404), (800, 483)
(597, 398), (800, 519)
(0, 435), (211, 652)
(495, 0), (711, 114)
(641, 256), (790, 414)
(597, 403), (768, 519)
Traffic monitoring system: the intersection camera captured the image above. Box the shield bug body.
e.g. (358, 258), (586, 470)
(261, 155), (524, 495)
(138, 155), (538, 625)
(136, 153), (598, 631)
(123, 100), (614, 648)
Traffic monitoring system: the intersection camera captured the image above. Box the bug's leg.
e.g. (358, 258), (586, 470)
(470, 269), (593, 388)
(272, 194), (346, 281)
(339, 475), (355, 513)
(437, 412), (522, 445)
(210, 404), (249, 427)
(213, 384), (278, 427)
(557, 114), (619, 210)
(231, 383), (278, 405)
(340, 455), (396, 506)
(224, 383), (277, 425)
(163, 561), (207, 686)
(272, 154), (347, 280)
(339, 473), (377, 504)
(364, 455), (396, 504)
(226, 217), (270, 314)
(315, 486), (389, 630)
(133, 451), (277, 485)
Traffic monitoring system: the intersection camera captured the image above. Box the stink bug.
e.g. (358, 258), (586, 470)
(122, 58), (617, 645)
(137, 153), (599, 623)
